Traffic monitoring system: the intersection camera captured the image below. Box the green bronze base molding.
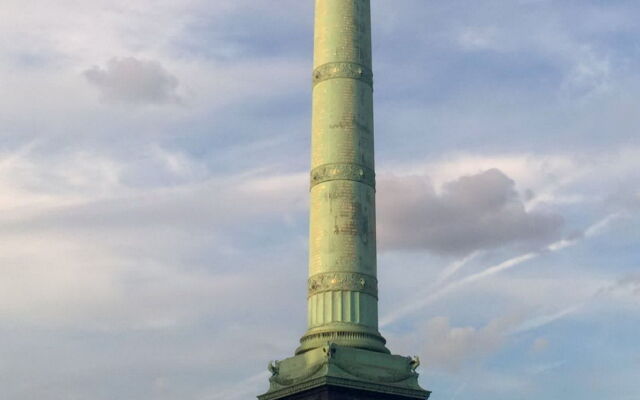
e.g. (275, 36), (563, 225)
(296, 326), (389, 355)
(258, 343), (430, 400)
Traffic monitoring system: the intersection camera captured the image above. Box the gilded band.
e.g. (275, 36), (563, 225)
(308, 272), (378, 298)
(310, 163), (375, 189)
(312, 62), (373, 88)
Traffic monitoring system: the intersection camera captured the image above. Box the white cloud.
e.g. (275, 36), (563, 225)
(382, 153), (578, 209)
(383, 148), (640, 214)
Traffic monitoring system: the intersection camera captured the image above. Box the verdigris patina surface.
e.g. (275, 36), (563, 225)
(259, 2), (430, 400)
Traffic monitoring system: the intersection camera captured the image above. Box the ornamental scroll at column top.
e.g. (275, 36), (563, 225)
(310, 163), (375, 189)
(308, 272), (378, 298)
(313, 62), (373, 88)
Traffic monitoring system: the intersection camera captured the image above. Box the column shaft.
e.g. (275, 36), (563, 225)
(297, 0), (387, 355)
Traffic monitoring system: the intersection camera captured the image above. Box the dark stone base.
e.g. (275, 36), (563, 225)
(270, 383), (430, 400)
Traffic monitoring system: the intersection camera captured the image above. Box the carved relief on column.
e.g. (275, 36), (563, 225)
(312, 62), (373, 88)
(310, 162), (375, 189)
(308, 272), (378, 298)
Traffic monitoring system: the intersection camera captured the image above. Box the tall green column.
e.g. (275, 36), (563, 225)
(297, 0), (387, 355)
(259, 2), (430, 399)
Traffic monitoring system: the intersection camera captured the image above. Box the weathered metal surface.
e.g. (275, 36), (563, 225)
(310, 163), (375, 189)
(259, 1), (430, 399)
(313, 62), (373, 88)
(259, 344), (429, 400)
(308, 272), (377, 298)
(301, 0), (383, 355)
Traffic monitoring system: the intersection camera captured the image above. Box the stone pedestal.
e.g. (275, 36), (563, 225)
(259, 344), (430, 400)
(261, 383), (429, 400)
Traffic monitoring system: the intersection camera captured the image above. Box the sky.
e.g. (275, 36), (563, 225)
(1, 0), (639, 399)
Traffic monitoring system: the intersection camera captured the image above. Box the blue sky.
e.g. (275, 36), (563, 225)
(1, 1), (639, 399)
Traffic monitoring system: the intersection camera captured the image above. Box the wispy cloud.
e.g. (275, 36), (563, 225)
(528, 360), (567, 375)
(381, 214), (621, 328)
(434, 251), (481, 287)
(508, 305), (584, 336)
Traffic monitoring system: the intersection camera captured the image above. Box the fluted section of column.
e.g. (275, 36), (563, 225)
(297, 0), (388, 355)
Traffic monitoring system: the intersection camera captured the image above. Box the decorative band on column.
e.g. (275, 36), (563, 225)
(308, 272), (378, 298)
(312, 62), (373, 88)
(310, 163), (375, 189)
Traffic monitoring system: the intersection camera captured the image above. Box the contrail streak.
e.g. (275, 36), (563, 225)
(434, 251), (480, 287)
(507, 304), (584, 335)
(380, 214), (619, 328)
(379, 253), (479, 327)
(380, 251), (538, 327)
(584, 212), (622, 237)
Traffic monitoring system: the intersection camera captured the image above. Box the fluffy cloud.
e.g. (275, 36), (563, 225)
(378, 169), (563, 255)
(85, 57), (180, 105)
